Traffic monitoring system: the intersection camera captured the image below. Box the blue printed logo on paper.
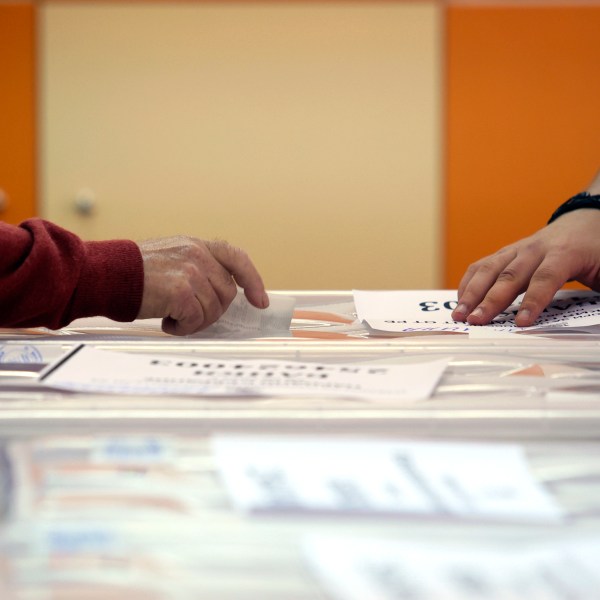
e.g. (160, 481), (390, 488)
(45, 527), (118, 554)
(0, 344), (43, 364)
(93, 437), (173, 464)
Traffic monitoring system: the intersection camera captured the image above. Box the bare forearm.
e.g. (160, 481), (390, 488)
(586, 168), (600, 194)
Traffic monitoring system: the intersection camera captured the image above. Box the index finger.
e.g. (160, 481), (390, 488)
(452, 248), (518, 322)
(206, 240), (269, 309)
(462, 247), (548, 325)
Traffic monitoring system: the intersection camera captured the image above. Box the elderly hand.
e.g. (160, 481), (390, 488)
(136, 236), (268, 335)
(451, 209), (600, 327)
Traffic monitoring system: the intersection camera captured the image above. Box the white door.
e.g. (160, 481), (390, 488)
(41, 2), (442, 289)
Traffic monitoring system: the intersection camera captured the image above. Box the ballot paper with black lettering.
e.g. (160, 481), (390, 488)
(39, 346), (448, 400)
(354, 289), (600, 334)
(303, 537), (600, 600)
(212, 437), (562, 522)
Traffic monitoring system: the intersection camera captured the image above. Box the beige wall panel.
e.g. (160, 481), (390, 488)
(41, 2), (441, 289)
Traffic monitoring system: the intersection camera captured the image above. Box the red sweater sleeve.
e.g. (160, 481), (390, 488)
(0, 219), (144, 329)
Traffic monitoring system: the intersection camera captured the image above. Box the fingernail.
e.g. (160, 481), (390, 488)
(454, 303), (468, 317)
(516, 309), (531, 326)
(262, 292), (270, 308)
(467, 307), (484, 323)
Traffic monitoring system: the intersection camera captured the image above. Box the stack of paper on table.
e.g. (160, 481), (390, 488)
(354, 289), (600, 336)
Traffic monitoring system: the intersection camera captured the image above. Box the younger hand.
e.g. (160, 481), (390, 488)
(137, 236), (268, 335)
(451, 210), (600, 327)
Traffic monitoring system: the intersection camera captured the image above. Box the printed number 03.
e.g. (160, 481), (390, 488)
(419, 301), (458, 312)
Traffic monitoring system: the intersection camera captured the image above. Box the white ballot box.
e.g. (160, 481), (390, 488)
(1, 291), (600, 596)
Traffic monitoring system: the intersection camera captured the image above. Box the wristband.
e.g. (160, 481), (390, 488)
(548, 191), (600, 224)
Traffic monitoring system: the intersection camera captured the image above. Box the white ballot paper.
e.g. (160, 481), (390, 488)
(354, 289), (600, 334)
(303, 537), (600, 600)
(64, 290), (296, 338)
(198, 289), (296, 337)
(212, 437), (562, 522)
(39, 346), (448, 401)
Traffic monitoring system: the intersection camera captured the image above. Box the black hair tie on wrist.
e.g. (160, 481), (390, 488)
(548, 191), (600, 224)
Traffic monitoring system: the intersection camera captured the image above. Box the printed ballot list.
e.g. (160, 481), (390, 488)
(40, 346), (448, 401)
(354, 289), (600, 334)
(303, 537), (600, 600)
(212, 437), (562, 523)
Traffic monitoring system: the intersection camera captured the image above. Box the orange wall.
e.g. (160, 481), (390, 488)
(0, 3), (36, 224)
(445, 5), (600, 287)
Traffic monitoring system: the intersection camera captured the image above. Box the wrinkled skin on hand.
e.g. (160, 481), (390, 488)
(136, 236), (268, 335)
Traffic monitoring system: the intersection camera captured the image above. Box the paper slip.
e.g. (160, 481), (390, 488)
(303, 537), (600, 600)
(198, 289), (296, 337)
(212, 437), (562, 522)
(39, 346), (448, 401)
(354, 289), (600, 334)
(64, 290), (296, 338)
